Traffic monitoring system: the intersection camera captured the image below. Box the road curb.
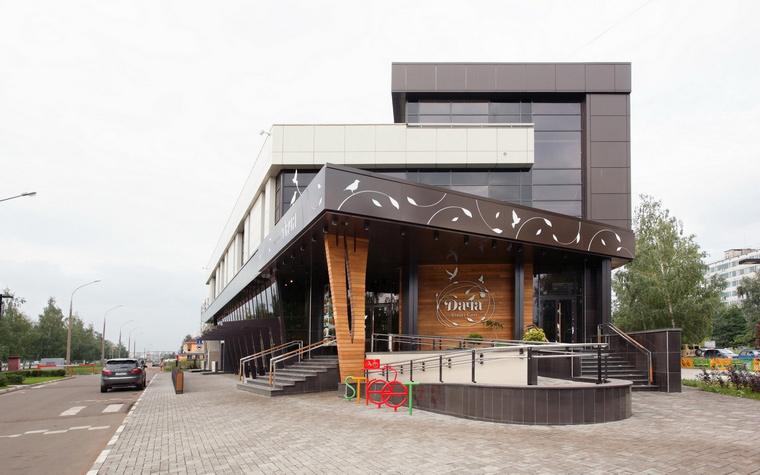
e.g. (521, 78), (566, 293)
(0, 376), (75, 395)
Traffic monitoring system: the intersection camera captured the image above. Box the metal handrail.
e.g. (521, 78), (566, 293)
(597, 323), (653, 384)
(372, 333), (554, 352)
(365, 341), (609, 385)
(239, 340), (303, 383)
(269, 337), (336, 386)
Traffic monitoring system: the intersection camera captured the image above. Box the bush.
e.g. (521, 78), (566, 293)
(0, 375), (6, 387)
(523, 327), (547, 342)
(695, 368), (760, 394)
(4, 373), (24, 385)
(467, 333), (484, 340)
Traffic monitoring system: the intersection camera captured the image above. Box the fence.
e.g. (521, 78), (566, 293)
(681, 358), (760, 372)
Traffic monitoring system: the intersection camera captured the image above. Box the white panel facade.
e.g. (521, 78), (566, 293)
(205, 123), (534, 303)
(706, 249), (760, 305)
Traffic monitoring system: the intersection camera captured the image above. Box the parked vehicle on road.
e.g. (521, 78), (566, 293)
(702, 348), (738, 359)
(737, 349), (760, 360)
(100, 358), (146, 392)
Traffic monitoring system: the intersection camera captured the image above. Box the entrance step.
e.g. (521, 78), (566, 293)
(237, 356), (340, 397)
(579, 351), (657, 392)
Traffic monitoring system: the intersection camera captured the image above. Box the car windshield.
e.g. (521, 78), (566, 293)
(105, 359), (138, 369)
(721, 350), (737, 357)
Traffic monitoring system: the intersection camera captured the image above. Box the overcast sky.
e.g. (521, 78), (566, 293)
(1, 1), (758, 354)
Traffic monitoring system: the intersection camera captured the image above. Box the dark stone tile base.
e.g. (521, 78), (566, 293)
(408, 380), (632, 425)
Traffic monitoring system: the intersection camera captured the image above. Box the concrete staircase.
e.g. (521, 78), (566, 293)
(580, 351), (658, 391)
(237, 355), (340, 397)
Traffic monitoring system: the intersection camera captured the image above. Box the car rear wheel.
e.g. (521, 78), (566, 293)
(100, 385), (108, 393)
(695, 348), (703, 356)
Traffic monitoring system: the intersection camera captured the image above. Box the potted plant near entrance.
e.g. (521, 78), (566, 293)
(523, 327), (548, 342)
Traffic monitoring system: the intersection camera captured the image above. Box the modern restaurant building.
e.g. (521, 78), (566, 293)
(200, 62), (635, 383)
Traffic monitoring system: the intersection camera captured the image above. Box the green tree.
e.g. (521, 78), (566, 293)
(0, 290), (34, 360)
(612, 195), (723, 344)
(69, 314), (101, 363)
(738, 275), (760, 347)
(712, 304), (750, 348)
(31, 297), (67, 359)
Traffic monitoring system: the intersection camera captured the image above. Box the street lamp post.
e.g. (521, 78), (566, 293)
(0, 191), (37, 203)
(101, 304), (124, 365)
(66, 279), (101, 366)
(118, 319), (135, 357)
(133, 333), (143, 360)
(127, 327), (141, 358)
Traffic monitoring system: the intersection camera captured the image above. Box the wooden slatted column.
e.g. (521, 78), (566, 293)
(324, 234), (369, 381)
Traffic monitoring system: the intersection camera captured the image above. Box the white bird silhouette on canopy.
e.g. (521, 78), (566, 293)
(511, 210), (521, 228)
(344, 180), (360, 193)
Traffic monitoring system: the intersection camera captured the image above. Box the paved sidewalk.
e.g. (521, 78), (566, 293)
(91, 371), (760, 474)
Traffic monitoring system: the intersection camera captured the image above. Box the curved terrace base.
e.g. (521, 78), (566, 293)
(409, 380), (632, 425)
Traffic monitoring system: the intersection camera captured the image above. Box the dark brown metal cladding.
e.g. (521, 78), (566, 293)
(323, 164), (634, 261)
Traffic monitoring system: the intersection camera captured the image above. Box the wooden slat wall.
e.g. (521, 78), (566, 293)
(524, 262), (534, 332)
(324, 235), (368, 381)
(417, 264), (513, 342)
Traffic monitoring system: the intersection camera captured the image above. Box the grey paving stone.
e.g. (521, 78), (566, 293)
(92, 371), (760, 474)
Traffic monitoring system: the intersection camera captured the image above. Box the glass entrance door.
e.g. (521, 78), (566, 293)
(365, 303), (399, 352)
(539, 298), (576, 343)
(366, 304), (390, 351)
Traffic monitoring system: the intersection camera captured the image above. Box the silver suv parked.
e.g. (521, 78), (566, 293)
(101, 358), (146, 392)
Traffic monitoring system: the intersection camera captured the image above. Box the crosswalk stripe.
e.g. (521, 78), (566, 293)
(102, 404), (123, 413)
(60, 406), (86, 416)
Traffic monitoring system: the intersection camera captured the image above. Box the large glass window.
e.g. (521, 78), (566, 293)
(218, 277), (280, 324)
(405, 99), (583, 217)
(276, 170), (318, 222)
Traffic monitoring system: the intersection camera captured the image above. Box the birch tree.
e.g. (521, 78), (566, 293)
(612, 195), (723, 344)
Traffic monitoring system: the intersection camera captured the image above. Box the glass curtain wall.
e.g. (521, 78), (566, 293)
(217, 277), (280, 324)
(405, 100), (583, 219)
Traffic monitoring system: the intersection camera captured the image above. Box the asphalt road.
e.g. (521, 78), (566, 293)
(0, 369), (157, 475)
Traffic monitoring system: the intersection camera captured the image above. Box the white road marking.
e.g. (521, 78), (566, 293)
(102, 404), (123, 413)
(1, 424), (110, 438)
(60, 406), (86, 416)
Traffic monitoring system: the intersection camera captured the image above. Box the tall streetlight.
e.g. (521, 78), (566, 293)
(118, 319), (135, 357)
(133, 332), (143, 360)
(127, 327), (142, 358)
(101, 304), (124, 365)
(66, 279), (101, 366)
(0, 191), (37, 203)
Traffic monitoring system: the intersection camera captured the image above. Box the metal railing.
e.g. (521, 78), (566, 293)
(239, 340), (303, 383)
(269, 337), (336, 386)
(371, 333), (553, 353)
(367, 336), (609, 386)
(597, 323), (653, 384)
